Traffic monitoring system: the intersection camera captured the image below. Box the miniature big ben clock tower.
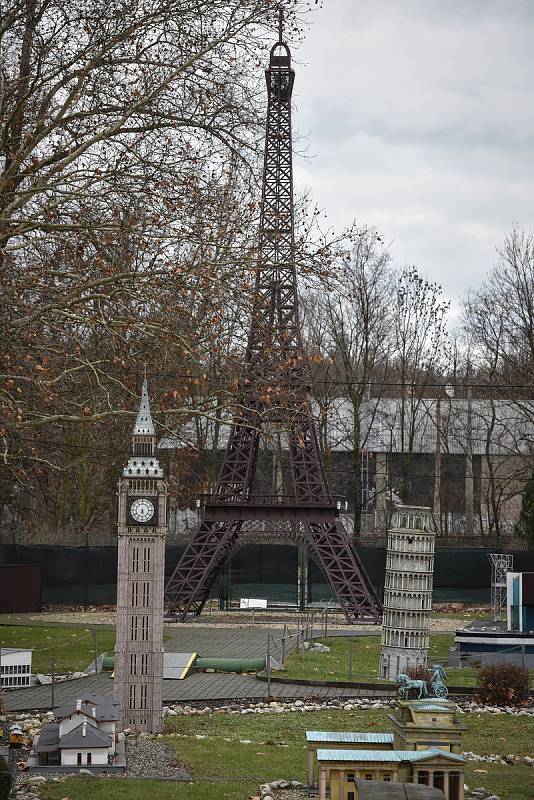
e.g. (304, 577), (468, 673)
(115, 379), (167, 733)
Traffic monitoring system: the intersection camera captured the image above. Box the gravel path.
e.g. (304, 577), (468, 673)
(126, 736), (191, 780)
(5, 610), (465, 632)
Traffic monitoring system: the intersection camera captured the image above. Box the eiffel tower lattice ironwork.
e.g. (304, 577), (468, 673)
(165, 17), (382, 623)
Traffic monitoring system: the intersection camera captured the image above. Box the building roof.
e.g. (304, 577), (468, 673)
(133, 378), (155, 436)
(306, 731), (394, 744)
(0, 648), (32, 656)
(163, 652), (197, 680)
(58, 722), (111, 750)
(355, 778), (445, 800)
(316, 748), (465, 764)
(33, 724), (60, 753)
(397, 699), (459, 716)
(79, 692), (119, 708)
(55, 698), (119, 723)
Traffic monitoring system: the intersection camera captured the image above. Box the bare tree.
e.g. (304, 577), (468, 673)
(302, 228), (394, 534)
(391, 267), (450, 502)
(462, 228), (534, 540)
(0, 1), (305, 439)
(463, 227), (534, 403)
(0, 0), (312, 540)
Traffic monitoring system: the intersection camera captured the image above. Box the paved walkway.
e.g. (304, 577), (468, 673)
(2, 623), (389, 712)
(4, 671), (391, 712)
(163, 626), (294, 659)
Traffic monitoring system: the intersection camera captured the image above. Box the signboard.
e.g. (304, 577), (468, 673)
(240, 598), (267, 610)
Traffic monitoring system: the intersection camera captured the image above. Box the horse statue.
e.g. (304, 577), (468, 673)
(396, 673), (429, 699)
(430, 664), (448, 698)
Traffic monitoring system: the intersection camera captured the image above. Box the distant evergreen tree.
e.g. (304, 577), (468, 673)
(517, 472), (534, 550)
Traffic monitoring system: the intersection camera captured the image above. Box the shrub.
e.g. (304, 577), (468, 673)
(477, 663), (530, 706)
(0, 754), (12, 800)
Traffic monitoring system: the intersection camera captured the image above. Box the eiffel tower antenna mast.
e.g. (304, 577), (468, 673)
(165, 17), (381, 623)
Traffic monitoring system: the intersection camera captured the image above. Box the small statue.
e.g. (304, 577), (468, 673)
(396, 673), (429, 700)
(431, 664), (448, 698)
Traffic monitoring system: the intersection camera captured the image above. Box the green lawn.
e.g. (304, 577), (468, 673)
(0, 625), (116, 673)
(38, 708), (534, 800)
(283, 636), (534, 688)
(464, 763), (534, 800)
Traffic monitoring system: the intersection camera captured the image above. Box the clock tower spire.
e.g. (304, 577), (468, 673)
(115, 378), (167, 733)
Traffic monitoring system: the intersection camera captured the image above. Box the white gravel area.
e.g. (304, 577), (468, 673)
(19, 609), (468, 631)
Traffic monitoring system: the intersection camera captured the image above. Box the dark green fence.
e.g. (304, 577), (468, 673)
(2, 542), (534, 606)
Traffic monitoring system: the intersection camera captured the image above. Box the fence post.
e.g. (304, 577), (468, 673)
(281, 624), (287, 664)
(83, 530), (89, 612)
(93, 629), (98, 674)
(51, 658), (56, 709)
(266, 636), (271, 700)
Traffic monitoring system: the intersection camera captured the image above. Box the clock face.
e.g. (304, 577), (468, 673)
(130, 498), (155, 523)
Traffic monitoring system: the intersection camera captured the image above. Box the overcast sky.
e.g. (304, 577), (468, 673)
(291, 0), (534, 313)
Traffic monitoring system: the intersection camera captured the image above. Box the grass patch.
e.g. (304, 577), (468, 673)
(38, 709), (534, 800)
(283, 635), (387, 682)
(283, 636), (534, 688)
(0, 625), (116, 673)
(464, 763), (534, 800)
(39, 777), (249, 800)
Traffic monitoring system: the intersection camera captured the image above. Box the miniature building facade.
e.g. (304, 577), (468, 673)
(115, 380), (167, 733)
(309, 698), (466, 800)
(380, 506), (436, 680)
(388, 699), (466, 754)
(0, 648), (32, 689)
(306, 732), (394, 787)
(507, 571), (534, 632)
(317, 750), (463, 800)
(29, 693), (122, 770)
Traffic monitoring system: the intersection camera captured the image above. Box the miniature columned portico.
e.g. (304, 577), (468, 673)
(316, 751), (464, 800)
(309, 697), (465, 800)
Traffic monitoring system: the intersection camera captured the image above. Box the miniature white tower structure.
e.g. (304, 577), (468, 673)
(379, 505), (436, 680)
(489, 553), (513, 620)
(115, 379), (167, 732)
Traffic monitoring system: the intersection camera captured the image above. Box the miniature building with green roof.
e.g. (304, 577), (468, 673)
(306, 731), (394, 786)
(316, 748), (464, 800)
(307, 698), (466, 800)
(388, 699), (467, 754)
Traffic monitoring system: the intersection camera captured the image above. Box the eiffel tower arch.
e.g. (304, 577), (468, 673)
(165, 16), (382, 624)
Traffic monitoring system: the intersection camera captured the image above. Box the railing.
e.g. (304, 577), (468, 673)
(263, 601), (339, 697)
(201, 492), (347, 508)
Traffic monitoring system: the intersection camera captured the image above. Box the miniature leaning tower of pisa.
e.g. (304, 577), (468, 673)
(379, 506), (436, 680)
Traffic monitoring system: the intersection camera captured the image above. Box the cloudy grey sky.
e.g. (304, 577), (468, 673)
(291, 0), (534, 312)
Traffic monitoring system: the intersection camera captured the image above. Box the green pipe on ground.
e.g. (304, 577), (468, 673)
(100, 654), (266, 674)
(195, 657), (266, 673)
